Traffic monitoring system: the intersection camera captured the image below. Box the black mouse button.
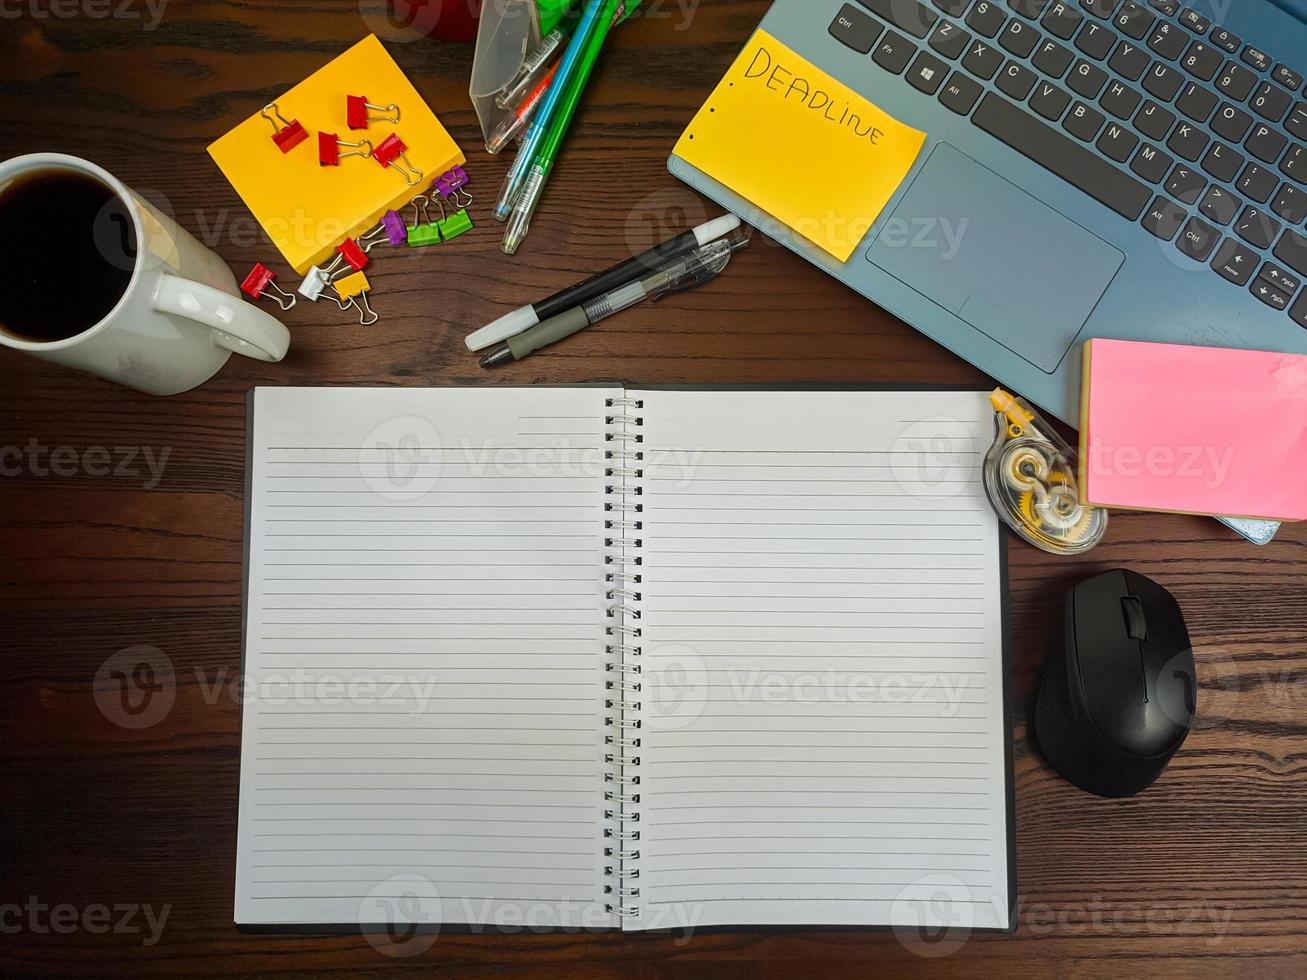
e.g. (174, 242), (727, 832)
(1124, 571), (1196, 748)
(1072, 571), (1145, 748)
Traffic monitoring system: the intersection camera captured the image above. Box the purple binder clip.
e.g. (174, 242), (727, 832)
(381, 209), (408, 246)
(434, 166), (472, 208)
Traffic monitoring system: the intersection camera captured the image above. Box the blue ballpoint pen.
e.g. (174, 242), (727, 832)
(494, 0), (607, 221)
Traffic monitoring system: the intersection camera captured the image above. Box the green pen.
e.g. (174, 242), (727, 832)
(501, 0), (622, 255)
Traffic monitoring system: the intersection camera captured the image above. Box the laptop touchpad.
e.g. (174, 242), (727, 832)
(866, 143), (1124, 374)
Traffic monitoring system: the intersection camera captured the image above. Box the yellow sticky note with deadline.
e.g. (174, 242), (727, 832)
(208, 35), (464, 275)
(674, 30), (926, 263)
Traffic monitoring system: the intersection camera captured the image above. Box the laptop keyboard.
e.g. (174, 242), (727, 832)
(828, 0), (1307, 329)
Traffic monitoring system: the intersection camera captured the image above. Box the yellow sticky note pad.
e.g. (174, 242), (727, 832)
(675, 31), (926, 262)
(208, 35), (464, 275)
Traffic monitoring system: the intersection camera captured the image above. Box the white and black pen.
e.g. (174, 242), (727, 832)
(480, 236), (750, 369)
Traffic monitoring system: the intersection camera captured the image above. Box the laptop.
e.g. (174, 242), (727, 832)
(669, 0), (1307, 545)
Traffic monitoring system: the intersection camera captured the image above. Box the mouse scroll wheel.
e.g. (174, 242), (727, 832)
(1121, 596), (1148, 641)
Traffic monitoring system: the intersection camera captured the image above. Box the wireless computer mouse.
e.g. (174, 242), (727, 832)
(1032, 569), (1196, 798)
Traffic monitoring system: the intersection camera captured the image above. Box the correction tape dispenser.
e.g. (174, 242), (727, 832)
(983, 389), (1108, 556)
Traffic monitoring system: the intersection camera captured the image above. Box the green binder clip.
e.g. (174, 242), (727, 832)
(438, 209), (474, 242)
(405, 195), (443, 248)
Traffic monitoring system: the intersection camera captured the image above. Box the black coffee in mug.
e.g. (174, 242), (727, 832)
(0, 167), (138, 343)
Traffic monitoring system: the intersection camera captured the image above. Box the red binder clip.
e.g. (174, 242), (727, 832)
(373, 133), (424, 186)
(347, 95), (400, 130)
(240, 263), (296, 311)
(318, 132), (373, 166)
(319, 238), (370, 281)
(261, 103), (307, 154)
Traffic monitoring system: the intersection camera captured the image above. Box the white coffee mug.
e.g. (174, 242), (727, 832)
(0, 153), (290, 395)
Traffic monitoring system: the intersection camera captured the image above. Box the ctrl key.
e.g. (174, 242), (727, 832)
(830, 3), (883, 54)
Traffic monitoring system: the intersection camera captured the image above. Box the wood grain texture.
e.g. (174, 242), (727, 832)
(1, 1), (1305, 976)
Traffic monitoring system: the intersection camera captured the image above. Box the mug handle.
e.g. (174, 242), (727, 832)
(153, 274), (291, 363)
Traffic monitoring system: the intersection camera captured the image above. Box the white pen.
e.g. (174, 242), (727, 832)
(465, 214), (742, 351)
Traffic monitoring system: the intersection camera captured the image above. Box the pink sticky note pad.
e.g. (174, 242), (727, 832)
(1079, 339), (1307, 522)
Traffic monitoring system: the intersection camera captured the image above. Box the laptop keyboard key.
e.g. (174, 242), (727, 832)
(1177, 216), (1221, 260)
(1076, 21), (1115, 59)
(1291, 104), (1307, 140)
(1212, 238), (1259, 284)
(1293, 292), (1307, 328)
(1165, 163), (1206, 203)
(1246, 124), (1288, 164)
(874, 31), (918, 73)
(1135, 100), (1176, 139)
(1238, 163), (1280, 203)
(939, 71), (984, 113)
(1275, 228), (1307, 278)
(908, 51), (950, 93)
(1148, 0), (1178, 15)
(1176, 82), (1217, 122)
(1043, 1), (1084, 39)
(1260, 263), (1302, 295)
(935, 0), (971, 14)
(1148, 22), (1186, 60)
(1144, 62), (1185, 102)
(1236, 205), (1282, 249)
(972, 92), (1152, 218)
(1098, 121), (1140, 160)
(1212, 102), (1254, 142)
(830, 4), (884, 53)
(1080, 0), (1119, 17)
(1031, 80), (1074, 119)
(998, 60), (1039, 99)
(1036, 40), (1077, 77)
(1283, 145), (1306, 184)
(1251, 279), (1292, 310)
(1274, 65), (1303, 92)
(1065, 100), (1107, 140)
(1009, 0), (1051, 17)
(1272, 184), (1307, 224)
(1201, 141), (1244, 182)
(860, 0), (938, 39)
(1109, 39), (1149, 80)
(968, 0), (1008, 37)
(1177, 7), (1210, 34)
(1199, 185), (1239, 224)
(1132, 142), (1174, 182)
(1070, 59), (1109, 97)
(1113, 0), (1155, 39)
(931, 21), (973, 58)
(1215, 62), (1258, 103)
(1210, 28), (1241, 54)
(963, 39), (1005, 78)
(1251, 82), (1292, 123)
(1168, 121), (1209, 161)
(1180, 41), (1221, 80)
(1242, 45), (1272, 73)
(998, 18), (1040, 57)
(1101, 79), (1143, 118)
(1143, 196), (1187, 238)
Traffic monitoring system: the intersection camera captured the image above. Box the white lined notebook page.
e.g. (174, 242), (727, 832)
(236, 387), (620, 929)
(629, 390), (1011, 931)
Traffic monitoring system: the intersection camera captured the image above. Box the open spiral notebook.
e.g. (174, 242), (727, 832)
(237, 386), (1016, 934)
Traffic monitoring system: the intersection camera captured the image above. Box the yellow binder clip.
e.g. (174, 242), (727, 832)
(332, 270), (379, 325)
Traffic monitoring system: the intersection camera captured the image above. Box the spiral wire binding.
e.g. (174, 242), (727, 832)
(603, 397), (644, 919)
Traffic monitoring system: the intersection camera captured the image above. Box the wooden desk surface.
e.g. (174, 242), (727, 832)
(1, 1), (1305, 976)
